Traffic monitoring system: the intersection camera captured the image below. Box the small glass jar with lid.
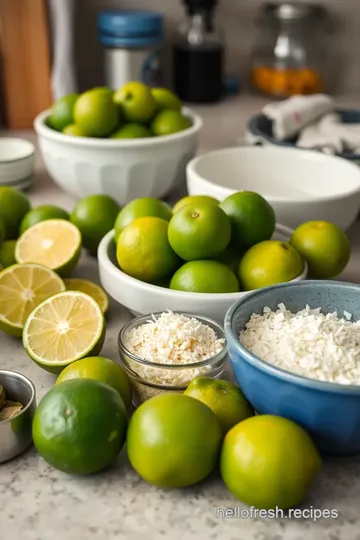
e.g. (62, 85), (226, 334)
(251, 2), (330, 98)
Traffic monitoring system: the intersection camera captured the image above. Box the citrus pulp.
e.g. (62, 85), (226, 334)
(20, 205), (69, 235)
(63, 278), (109, 314)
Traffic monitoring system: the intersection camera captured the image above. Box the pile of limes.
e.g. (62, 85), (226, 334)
(47, 83), (191, 139)
(114, 193), (351, 293)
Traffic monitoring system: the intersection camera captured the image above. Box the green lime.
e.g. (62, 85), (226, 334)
(184, 377), (254, 433)
(239, 240), (303, 291)
(0, 240), (16, 268)
(32, 379), (127, 475)
(290, 221), (351, 279)
(168, 202), (231, 260)
(0, 187), (31, 239)
(20, 205), (69, 235)
(219, 191), (276, 249)
(71, 194), (120, 255)
(127, 393), (222, 488)
(151, 88), (182, 111)
(114, 197), (172, 242)
(172, 195), (218, 214)
(151, 110), (192, 136)
(213, 245), (244, 274)
(111, 123), (152, 139)
(116, 217), (179, 282)
(62, 124), (87, 137)
(56, 356), (132, 409)
(49, 93), (79, 132)
(74, 87), (120, 137)
(221, 415), (321, 509)
(0, 218), (4, 246)
(113, 81), (157, 123)
(170, 260), (240, 293)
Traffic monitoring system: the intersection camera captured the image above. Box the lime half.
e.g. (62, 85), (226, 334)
(63, 278), (109, 314)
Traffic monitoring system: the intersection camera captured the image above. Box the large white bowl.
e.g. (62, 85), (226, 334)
(0, 138), (35, 189)
(186, 146), (360, 231)
(34, 108), (203, 206)
(98, 225), (308, 324)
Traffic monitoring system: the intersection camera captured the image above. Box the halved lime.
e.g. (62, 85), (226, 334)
(23, 291), (105, 373)
(15, 219), (82, 276)
(63, 278), (109, 314)
(0, 263), (65, 337)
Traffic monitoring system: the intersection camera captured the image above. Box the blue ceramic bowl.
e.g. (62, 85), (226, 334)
(225, 280), (360, 456)
(247, 108), (360, 163)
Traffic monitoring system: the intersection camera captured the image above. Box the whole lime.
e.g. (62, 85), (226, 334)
(113, 81), (156, 123)
(111, 123), (152, 139)
(74, 87), (120, 137)
(151, 88), (182, 111)
(62, 124), (87, 137)
(170, 260), (240, 293)
(168, 202), (231, 260)
(221, 415), (321, 509)
(56, 356), (132, 409)
(20, 205), (69, 235)
(172, 195), (218, 214)
(71, 194), (120, 255)
(0, 240), (17, 268)
(127, 393), (223, 488)
(114, 197), (172, 242)
(151, 110), (192, 136)
(49, 93), (79, 132)
(219, 191), (276, 249)
(0, 186), (31, 239)
(32, 379), (127, 475)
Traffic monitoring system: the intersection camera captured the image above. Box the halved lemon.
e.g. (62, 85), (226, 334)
(23, 291), (106, 373)
(15, 219), (82, 276)
(63, 278), (109, 314)
(0, 263), (65, 337)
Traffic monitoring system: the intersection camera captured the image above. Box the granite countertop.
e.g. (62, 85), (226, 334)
(2, 95), (360, 540)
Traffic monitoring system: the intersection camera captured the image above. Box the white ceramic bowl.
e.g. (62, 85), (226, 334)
(0, 138), (35, 189)
(98, 224), (308, 325)
(186, 146), (360, 231)
(34, 108), (203, 206)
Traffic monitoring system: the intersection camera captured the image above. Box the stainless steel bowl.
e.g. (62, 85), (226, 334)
(0, 370), (36, 463)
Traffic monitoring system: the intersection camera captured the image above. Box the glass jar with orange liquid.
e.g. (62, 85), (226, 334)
(251, 2), (330, 98)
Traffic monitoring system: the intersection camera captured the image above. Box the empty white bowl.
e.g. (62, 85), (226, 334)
(0, 138), (35, 189)
(34, 108), (203, 205)
(98, 225), (307, 325)
(186, 146), (360, 231)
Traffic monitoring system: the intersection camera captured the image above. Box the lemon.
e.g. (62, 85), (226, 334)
(23, 291), (106, 373)
(15, 219), (82, 276)
(0, 263), (65, 337)
(63, 278), (109, 314)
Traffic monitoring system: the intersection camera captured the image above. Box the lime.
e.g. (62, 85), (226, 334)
(117, 217), (179, 282)
(239, 240), (303, 291)
(0, 186), (31, 239)
(170, 260), (239, 293)
(63, 278), (109, 314)
(62, 124), (87, 137)
(219, 191), (276, 249)
(113, 81), (156, 123)
(151, 88), (182, 111)
(23, 291), (105, 373)
(70, 194), (120, 255)
(15, 219), (82, 276)
(114, 197), (172, 242)
(127, 394), (222, 488)
(49, 93), (79, 132)
(20, 205), (69, 235)
(168, 202), (231, 260)
(213, 245), (244, 274)
(151, 110), (192, 136)
(184, 377), (254, 433)
(220, 415), (321, 509)
(0, 263), (65, 337)
(172, 195), (218, 214)
(290, 221), (351, 279)
(32, 379), (127, 475)
(56, 356), (132, 409)
(74, 87), (120, 137)
(111, 123), (152, 139)
(0, 240), (16, 268)
(0, 218), (5, 245)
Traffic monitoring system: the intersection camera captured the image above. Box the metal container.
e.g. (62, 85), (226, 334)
(0, 371), (36, 463)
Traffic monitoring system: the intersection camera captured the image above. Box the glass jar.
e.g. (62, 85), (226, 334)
(251, 2), (330, 98)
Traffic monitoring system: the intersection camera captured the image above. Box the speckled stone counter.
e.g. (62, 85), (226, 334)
(2, 95), (360, 540)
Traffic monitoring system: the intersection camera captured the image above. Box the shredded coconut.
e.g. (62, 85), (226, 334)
(239, 304), (360, 385)
(124, 311), (225, 394)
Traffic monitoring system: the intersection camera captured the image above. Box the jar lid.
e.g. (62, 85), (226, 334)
(98, 11), (163, 47)
(263, 2), (327, 21)
(182, 0), (218, 14)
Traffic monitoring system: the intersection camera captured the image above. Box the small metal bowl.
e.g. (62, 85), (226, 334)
(0, 370), (36, 463)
